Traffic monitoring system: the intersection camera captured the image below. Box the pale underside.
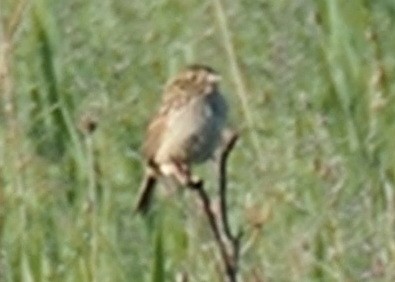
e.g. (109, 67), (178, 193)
(142, 91), (227, 169)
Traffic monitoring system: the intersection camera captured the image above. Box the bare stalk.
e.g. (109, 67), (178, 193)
(188, 130), (241, 282)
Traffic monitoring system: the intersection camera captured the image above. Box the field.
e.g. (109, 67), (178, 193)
(1, 0), (395, 281)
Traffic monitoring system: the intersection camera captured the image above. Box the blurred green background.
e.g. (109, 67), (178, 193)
(1, 0), (395, 281)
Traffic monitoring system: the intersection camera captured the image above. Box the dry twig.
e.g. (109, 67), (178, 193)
(188, 130), (241, 282)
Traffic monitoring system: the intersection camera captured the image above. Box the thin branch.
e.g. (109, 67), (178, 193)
(218, 130), (239, 239)
(188, 130), (240, 282)
(217, 130), (242, 281)
(190, 184), (233, 277)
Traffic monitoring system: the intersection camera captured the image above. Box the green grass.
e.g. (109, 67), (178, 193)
(1, 0), (395, 281)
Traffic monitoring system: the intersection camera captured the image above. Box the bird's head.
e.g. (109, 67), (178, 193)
(164, 64), (221, 98)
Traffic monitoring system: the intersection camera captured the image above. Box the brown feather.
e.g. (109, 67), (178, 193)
(141, 114), (167, 161)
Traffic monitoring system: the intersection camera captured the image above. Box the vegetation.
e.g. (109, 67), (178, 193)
(1, 0), (395, 281)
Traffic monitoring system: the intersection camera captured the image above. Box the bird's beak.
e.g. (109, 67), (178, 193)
(207, 73), (221, 83)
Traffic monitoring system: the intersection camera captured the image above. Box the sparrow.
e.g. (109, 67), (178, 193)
(134, 64), (228, 214)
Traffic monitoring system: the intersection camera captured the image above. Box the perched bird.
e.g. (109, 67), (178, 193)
(134, 64), (228, 214)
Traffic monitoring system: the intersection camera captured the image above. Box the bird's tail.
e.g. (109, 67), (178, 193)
(134, 172), (157, 215)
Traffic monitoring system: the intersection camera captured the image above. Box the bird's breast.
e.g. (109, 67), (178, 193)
(156, 93), (227, 164)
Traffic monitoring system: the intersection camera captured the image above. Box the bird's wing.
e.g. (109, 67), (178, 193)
(141, 112), (167, 162)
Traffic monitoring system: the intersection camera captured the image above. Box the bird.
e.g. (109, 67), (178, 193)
(134, 64), (228, 214)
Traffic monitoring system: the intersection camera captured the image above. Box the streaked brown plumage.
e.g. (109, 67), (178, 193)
(135, 64), (228, 214)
